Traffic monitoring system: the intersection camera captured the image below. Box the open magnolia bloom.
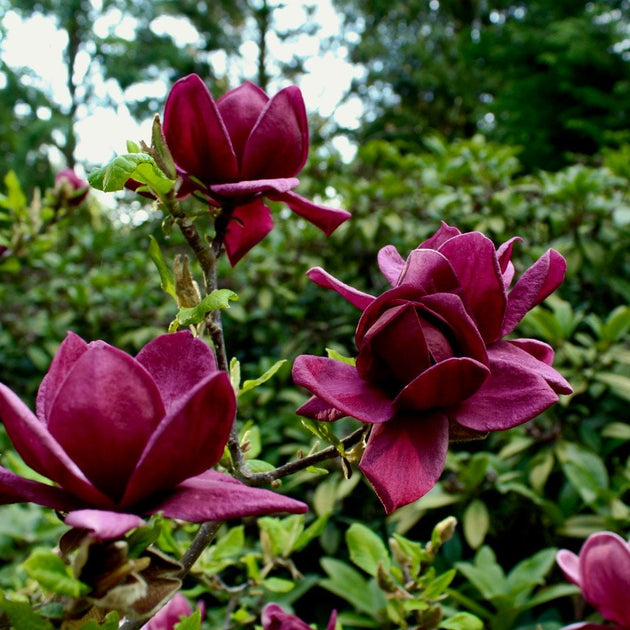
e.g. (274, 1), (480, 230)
(0, 331), (306, 539)
(162, 73), (350, 265)
(293, 222), (572, 512)
(557, 531), (630, 629)
(262, 603), (337, 630)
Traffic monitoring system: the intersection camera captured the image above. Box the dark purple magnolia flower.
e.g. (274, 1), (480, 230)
(293, 222), (572, 513)
(557, 531), (630, 630)
(0, 331), (306, 539)
(162, 73), (350, 265)
(262, 603), (337, 630)
(55, 168), (89, 206)
(142, 593), (203, 630)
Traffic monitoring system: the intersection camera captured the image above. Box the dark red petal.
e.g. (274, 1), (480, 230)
(438, 232), (507, 343)
(47, 343), (165, 502)
(0, 384), (114, 507)
(0, 466), (80, 511)
(292, 355), (394, 424)
(377, 245), (405, 286)
(306, 267), (374, 310)
(163, 74), (238, 184)
(418, 222), (461, 249)
(210, 177), (299, 198)
(223, 198), (274, 266)
(36, 331), (88, 422)
(271, 190), (351, 236)
(359, 412), (449, 513)
(296, 396), (347, 422)
(120, 371), (235, 509)
(136, 331), (217, 413)
(152, 470), (307, 521)
(241, 85), (309, 179)
(64, 509), (146, 540)
(217, 81), (269, 161)
(501, 249), (567, 336)
(397, 249), (460, 294)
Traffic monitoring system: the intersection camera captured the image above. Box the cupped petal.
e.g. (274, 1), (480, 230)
(501, 248), (567, 336)
(241, 85), (309, 179)
(152, 470), (307, 521)
(136, 331), (217, 413)
(0, 466), (80, 511)
(377, 245), (405, 286)
(580, 532), (630, 626)
(438, 232), (507, 343)
(0, 384), (114, 508)
(270, 190), (351, 236)
(397, 249), (460, 295)
(306, 267), (374, 310)
(210, 177), (299, 198)
(121, 371), (236, 509)
(143, 593), (196, 630)
(261, 603), (312, 629)
(223, 198), (274, 266)
(296, 395), (347, 422)
(216, 81), (269, 160)
(395, 357), (490, 411)
(293, 355), (394, 424)
(451, 342), (567, 432)
(508, 338), (556, 366)
(47, 343), (166, 502)
(36, 331), (88, 422)
(556, 549), (582, 587)
(359, 412), (449, 513)
(64, 509), (146, 540)
(418, 222), (461, 249)
(163, 74), (238, 184)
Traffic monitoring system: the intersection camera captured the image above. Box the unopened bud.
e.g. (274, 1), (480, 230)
(376, 561), (396, 592)
(434, 516), (457, 546)
(174, 255), (201, 308)
(420, 604), (443, 629)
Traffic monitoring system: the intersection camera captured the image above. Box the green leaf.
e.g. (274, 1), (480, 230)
(602, 305), (630, 341)
(602, 422), (630, 440)
(0, 593), (55, 630)
(424, 569), (456, 600)
(595, 372), (630, 402)
(557, 441), (609, 505)
(229, 357), (241, 392)
(148, 235), (177, 301)
(174, 609), (202, 630)
(212, 525), (245, 560)
(507, 547), (557, 596)
(175, 289), (238, 326)
(463, 499), (489, 549)
(79, 611), (120, 630)
(262, 577), (296, 593)
(300, 417), (345, 453)
(88, 153), (174, 195)
(455, 547), (507, 600)
(346, 522), (390, 576)
(22, 548), (90, 597)
(439, 612), (484, 630)
(326, 347), (356, 365)
(239, 360), (287, 396)
(294, 514), (329, 552)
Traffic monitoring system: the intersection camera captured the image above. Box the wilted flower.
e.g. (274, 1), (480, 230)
(55, 168), (89, 206)
(162, 73), (350, 265)
(557, 531), (630, 629)
(293, 222), (572, 512)
(262, 603), (337, 630)
(142, 593), (203, 630)
(0, 331), (306, 538)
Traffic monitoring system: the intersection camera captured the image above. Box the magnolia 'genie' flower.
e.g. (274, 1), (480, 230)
(55, 168), (90, 206)
(0, 331), (306, 539)
(142, 593), (203, 630)
(262, 603), (337, 630)
(557, 531), (630, 629)
(293, 222), (572, 512)
(163, 73), (350, 265)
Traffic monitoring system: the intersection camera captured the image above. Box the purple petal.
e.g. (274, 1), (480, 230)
(418, 222), (461, 249)
(47, 343), (165, 502)
(223, 198), (274, 266)
(377, 245), (405, 286)
(0, 383), (114, 507)
(395, 358), (490, 411)
(438, 232), (507, 343)
(153, 470), (307, 521)
(508, 338), (555, 366)
(451, 341), (568, 432)
(136, 331), (217, 413)
(296, 396), (347, 422)
(271, 190), (351, 236)
(261, 603), (312, 629)
(496, 237), (522, 274)
(216, 81), (269, 161)
(64, 509), (146, 540)
(36, 331), (88, 422)
(306, 267), (374, 310)
(163, 74), (238, 184)
(143, 594), (196, 630)
(292, 356), (394, 424)
(501, 249), (567, 336)
(0, 466), (80, 511)
(359, 412), (449, 513)
(579, 532), (630, 626)
(241, 85), (309, 179)
(397, 249), (460, 294)
(557, 549), (582, 587)
(120, 371), (235, 509)
(210, 177), (299, 198)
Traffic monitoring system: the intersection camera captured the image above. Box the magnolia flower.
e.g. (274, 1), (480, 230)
(163, 73), (350, 265)
(262, 603), (337, 630)
(54, 168), (89, 206)
(142, 593), (203, 630)
(557, 531), (630, 629)
(0, 331), (306, 539)
(293, 222), (572, 512)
